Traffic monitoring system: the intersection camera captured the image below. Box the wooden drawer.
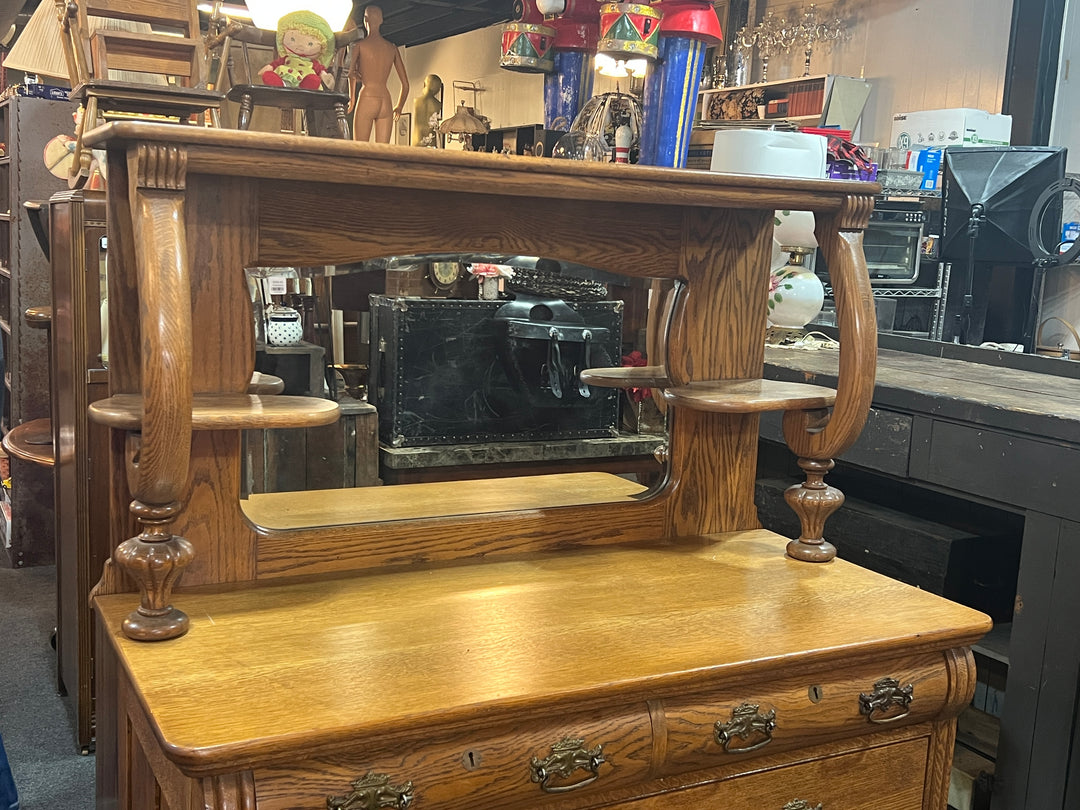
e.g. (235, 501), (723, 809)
(606, 736), (929, 809)
(661, 652), (949, 775)
(254, 704), (653, 809)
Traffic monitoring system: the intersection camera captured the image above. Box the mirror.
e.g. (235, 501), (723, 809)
(239, 255), (669, 529)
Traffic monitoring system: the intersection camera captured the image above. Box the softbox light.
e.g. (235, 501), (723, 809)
(942, 146), (1066, 264)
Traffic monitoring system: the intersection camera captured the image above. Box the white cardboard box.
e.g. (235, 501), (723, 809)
(890, 108), (1012, 150)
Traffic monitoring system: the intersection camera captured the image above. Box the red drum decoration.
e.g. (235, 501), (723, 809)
(598, 3), (662, 60)
(656, 0), (723, 45)
(501, 22), (557, 72)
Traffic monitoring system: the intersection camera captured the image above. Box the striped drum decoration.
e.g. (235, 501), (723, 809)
(597, 3), (662, 60)
(501, 22), (557, 72)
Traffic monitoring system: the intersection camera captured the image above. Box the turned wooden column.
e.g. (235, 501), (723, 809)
(112, 144), (195, 640)
(782, 194), (876, 562)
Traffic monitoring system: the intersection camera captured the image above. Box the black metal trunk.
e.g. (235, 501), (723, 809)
(370, 295), (623, 447)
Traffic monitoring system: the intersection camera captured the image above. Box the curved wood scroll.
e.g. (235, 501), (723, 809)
(113, 144), (195, 640)
(781, 194), (877, 562)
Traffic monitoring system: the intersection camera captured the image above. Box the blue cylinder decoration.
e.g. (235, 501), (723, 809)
(544, 50), (595, 130)
(639, 34), (707, 168)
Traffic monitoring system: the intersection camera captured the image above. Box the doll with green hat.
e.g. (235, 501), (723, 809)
(259, 10), (336, 90)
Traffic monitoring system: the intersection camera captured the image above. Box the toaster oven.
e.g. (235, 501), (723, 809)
(864, 202), (927, 285)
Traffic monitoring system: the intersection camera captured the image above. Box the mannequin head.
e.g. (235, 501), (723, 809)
(422, 74), (443, 98)
(363, 4), (383, 33)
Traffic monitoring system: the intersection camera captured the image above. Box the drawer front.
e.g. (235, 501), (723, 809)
(605, 736), (929, 809)
(662, 653), (948, 775)
(254, 705), (653, 809)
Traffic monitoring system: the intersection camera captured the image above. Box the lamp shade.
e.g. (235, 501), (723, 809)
(439, 102), (489, 135)
(245, 0), (353, 31)
(4, 0), (163, 83)
(4, 0), (69, 81)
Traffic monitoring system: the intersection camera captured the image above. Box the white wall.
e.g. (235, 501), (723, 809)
(391, 0), (1013, 147)
(738, 0), (1012, 145)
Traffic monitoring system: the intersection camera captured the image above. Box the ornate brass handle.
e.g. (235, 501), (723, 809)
(784, 800), (823, 810)
(859, 677), (914, 724)
(714, 702), (777, 753)
(326, 772), (414, 809)
(529, 737), (605, 793)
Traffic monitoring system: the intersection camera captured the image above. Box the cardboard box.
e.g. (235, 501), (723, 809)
(890, 108), (1012, 150)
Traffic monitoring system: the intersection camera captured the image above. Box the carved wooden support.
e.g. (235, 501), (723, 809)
(783, 458), (842, 561)
(201, 771), (257, 810)
(112, 145), (195, 641)
(782, 195), (876, 562)
(113, 500), (195, 639)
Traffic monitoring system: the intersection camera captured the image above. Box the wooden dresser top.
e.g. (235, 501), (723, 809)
(96, 530), (989, 771)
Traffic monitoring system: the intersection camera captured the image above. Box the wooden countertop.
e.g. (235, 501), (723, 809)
(85, 121), (876, 220)
(96, 530), (989, 773)
(765, 345), (1080, 444)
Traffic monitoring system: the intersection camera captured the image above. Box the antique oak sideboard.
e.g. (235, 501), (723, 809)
(82, 122), (990, 809)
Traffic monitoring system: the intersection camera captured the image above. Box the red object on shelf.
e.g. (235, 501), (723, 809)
(658, 0), (723, 45)
(799, 127), (852, 140)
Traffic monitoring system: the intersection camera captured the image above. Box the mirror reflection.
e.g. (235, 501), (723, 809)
(239, 255), (669, 529)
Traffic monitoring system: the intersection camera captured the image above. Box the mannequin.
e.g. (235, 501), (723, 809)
(411, 73), (443, 146)
(348, 5), (409, 143)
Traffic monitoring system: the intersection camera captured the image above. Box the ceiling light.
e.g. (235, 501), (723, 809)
(243, 0), (353, 31)
(197, 3), (252, 19)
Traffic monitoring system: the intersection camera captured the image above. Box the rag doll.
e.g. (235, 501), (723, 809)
(259, 10), (336, 91)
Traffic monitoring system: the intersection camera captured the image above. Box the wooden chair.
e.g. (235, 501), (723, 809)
(55, 0), (221, 187)
(206, 14), (362, 138)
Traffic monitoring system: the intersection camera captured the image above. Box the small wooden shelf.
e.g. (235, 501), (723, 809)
(0, 213), (11, 222)
(663, 379), (836, 413)
(700, 73), (830, 95)
(244, 472), (647, 530)
(580, 365), (670, 389)
(0, 157), (11, 165)
(0, 317), (9, 335)
(88, 393), (341, 430)
(2, 417), (54, 467)
(0, 265), (10, 278)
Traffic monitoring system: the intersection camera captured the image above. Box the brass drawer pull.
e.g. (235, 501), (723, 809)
(784, 801), (823, 810)
(530, 737), (605, 793)
(859, 677), (914, 724)
(326, 771), (414, 809)
(714, 702), (776, 753)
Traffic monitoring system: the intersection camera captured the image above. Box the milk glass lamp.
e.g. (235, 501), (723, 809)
(768, 210), (824, 329)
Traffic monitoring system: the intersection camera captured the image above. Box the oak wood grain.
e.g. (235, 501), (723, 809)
(662, 379), (836, 413)
(87, 393), (340, 430)
(782, 196), (877, 462)
(242, 472), (646, 529)
(256, 705), (653, 810)
(661, 651), (950, 775)
(580, 366), (671, 389)
(84, 122), (878, 216)
(94, 530), (989, 774)
(127, 171), (191, 506)
(87, 124), (881, 594)
(607, 737), (928, 809)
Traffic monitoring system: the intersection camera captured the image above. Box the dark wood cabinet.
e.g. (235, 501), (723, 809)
(48, 189), (111, 752)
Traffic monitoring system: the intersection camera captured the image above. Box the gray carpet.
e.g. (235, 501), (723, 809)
(0, 566), (95, 809)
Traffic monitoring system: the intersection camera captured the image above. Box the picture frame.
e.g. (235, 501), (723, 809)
(397, 113), (411, 146)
